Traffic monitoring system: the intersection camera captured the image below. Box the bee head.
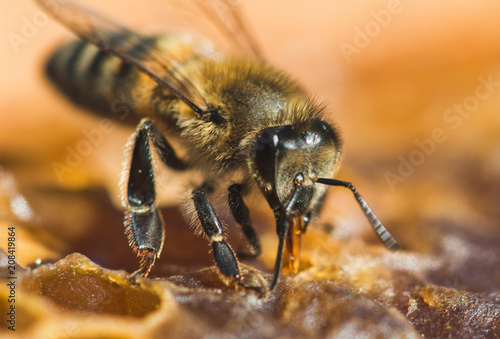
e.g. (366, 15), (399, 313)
(251, 118), (341, 215)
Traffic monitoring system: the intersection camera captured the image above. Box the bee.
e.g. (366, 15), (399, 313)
(37, 0), (399, 291)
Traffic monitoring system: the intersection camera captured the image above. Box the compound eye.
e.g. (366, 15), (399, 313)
(314, 119), (334, 134)
(314, 119), (340, 147)
(253, 126), (287, 184)
(254, 128), (279, 182)
(302, 130), (322, 147)
(255, 128), (280, 153)
(252, 125), (293, 209)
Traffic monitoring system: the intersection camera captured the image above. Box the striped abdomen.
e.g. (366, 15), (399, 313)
(45, 33), (202, 126)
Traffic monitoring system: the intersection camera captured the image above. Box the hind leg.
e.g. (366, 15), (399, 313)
(124, 118), (187, 278)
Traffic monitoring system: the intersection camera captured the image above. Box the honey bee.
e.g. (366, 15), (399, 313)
(37, 0), (399, 291)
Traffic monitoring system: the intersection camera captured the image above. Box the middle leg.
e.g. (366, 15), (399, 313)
(191, 188), (241, 281)
(228, 184), (261, 257)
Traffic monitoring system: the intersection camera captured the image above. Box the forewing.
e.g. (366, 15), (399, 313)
(169, 0), (263, 58)
(36, 0), (209, 115)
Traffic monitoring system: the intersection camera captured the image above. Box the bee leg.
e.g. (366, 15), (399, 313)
(127, 208), (164, 280)
(146, 120), (188, 171)
(125, 120), (164, 280)
(191, 188), (242, 284)
(125, 118), (189, 280)
(228, 184), (261, 257)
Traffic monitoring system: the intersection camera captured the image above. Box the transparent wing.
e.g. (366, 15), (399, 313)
(169, 0), (263, 58)
(36, 0), (210, 116)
